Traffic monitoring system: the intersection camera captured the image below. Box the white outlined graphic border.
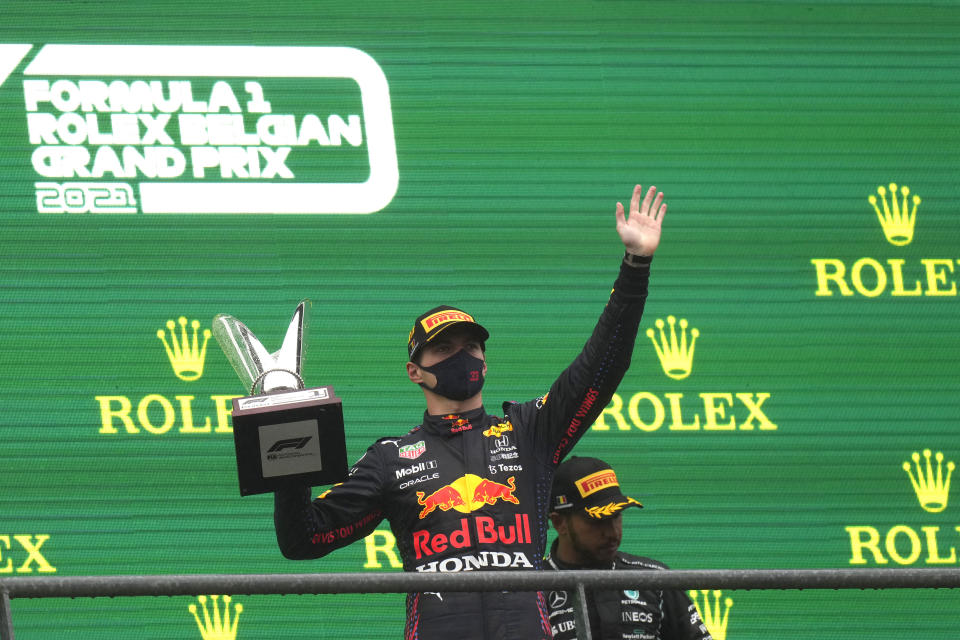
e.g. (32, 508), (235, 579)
(0, 44), (31, 88)
(20, 44), (398, 214)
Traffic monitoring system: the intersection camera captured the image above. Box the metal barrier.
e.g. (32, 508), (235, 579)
(3, 568), (960, 640)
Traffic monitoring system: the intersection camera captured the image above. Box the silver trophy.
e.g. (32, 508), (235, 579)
(213, 300), (347, 496)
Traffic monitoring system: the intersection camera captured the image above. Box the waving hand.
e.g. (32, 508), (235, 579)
(615, 184), (667, 257)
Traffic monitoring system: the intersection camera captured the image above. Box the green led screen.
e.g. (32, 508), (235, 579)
(1, 1), (959, 638)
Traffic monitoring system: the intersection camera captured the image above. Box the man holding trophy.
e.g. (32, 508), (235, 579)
(270, 184), (668, 640)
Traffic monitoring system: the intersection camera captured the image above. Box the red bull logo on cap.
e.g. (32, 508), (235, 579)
(415, 474), (519, 519)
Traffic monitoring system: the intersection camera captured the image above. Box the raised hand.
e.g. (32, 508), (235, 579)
(615, 184), (667, 257)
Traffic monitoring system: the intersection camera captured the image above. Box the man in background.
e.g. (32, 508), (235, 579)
(546, 456), (712, 640)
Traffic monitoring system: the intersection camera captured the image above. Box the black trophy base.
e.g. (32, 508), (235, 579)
(231, 386), (348, 496)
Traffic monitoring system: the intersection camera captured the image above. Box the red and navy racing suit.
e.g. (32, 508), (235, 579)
(274, 257), (652, 640)
(545, 541), (713, 640)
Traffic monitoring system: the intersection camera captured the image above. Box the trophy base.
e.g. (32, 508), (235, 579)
(231, 386), (348, 496)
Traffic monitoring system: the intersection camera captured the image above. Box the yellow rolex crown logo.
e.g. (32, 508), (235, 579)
(868, 182), (920, 246)
(157, 316), (212, 381)
(903, 449), (954, 513)
(689, 589), (732, 640)
(646, 315), (699, 380)
(189, 595), (243, 640)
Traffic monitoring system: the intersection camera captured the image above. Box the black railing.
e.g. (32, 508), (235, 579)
(3, 568), (960, 640)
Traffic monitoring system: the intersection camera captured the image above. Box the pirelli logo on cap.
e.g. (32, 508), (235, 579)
(575, 469), (619, 498)
(422, 310), (475, 332)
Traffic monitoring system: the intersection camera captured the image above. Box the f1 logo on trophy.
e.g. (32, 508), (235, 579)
(212, 300), (347, 496)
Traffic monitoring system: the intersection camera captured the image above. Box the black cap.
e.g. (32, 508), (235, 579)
(407, 305), (489, 362)
(551, 456), (643, 520)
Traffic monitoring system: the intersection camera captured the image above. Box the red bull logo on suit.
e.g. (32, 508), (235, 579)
(412, 514), (533, 559)
(415, 474), (518, 519)
(412, 474), (532, 572)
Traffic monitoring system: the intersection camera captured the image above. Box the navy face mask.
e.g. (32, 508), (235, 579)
(418, 349), (485, 400)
